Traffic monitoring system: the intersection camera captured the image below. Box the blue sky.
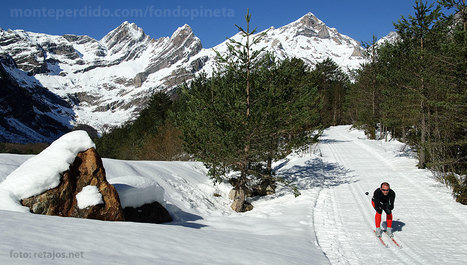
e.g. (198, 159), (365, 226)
(2, 0), (443, 48)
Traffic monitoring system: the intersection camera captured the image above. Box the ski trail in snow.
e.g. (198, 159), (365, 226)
(337, 130), (466, 224)
(315, 187), (361, 264)
(314, 126), (467, 265)
(331, 128), (467, 257)
(323, 140), (424, 265)
(328, 140), (427, 264)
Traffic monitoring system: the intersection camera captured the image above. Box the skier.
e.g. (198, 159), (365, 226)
(372, 182), (395, 237)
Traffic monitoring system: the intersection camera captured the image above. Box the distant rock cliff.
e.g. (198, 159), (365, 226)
(0, 55), (73, 143)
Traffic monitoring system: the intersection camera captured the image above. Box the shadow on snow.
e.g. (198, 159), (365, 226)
(275, 156), (356, 191)
(383, 220), (406, 232)
(318, 139), (351, 144)
(165, 204), (207, 229)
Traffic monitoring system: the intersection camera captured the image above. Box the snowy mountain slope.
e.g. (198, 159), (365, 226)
(375, 31), (399, 46)
(0, 55), (74, 143)
(0, 22), (202, 139)
(182, 12), (366, 79)
(256, 12), (365, 70)
(1, 126), (466, 264)
(1, 12), (367, 142)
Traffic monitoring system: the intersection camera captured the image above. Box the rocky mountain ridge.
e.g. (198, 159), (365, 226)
(0, 12), (380, 143)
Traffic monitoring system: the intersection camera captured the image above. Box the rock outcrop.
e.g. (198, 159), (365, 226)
(123, 202), (172, 224)
(229, 188), (253, 212)
(251, 177), (276, 197)
(21, 148), (125, 221)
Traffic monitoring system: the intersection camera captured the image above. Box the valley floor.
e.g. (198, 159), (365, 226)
(0, 125), (465, 264)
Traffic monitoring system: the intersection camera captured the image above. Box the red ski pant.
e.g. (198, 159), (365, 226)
(372, 201), (392, 228)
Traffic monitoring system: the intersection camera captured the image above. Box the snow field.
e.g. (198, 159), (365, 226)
(0, 126), (466, 264)
(0, 153), (330, 264)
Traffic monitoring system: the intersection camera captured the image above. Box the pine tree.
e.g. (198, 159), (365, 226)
(431, 0), (467, 198)
(254, 55), (321, 180)
(347, 35), (383, 139)
(394, 0), (442, 168)
(174, 10), (267, 211)
(175, 11), (322, 211)
(311, 58), (350, 127)
(346, 0), (466, 203)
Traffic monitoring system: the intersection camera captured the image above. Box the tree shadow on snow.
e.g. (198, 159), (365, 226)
(318, 138), (351, 144)
(164, 204), (207, 229)
(276, 157), (356, 191)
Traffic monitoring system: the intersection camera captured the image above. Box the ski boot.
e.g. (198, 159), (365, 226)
(375, 227), (382, 237)
(386, 227), (393, 238)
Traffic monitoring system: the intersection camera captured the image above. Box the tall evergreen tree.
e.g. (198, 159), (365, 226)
(347, 35), (383, 139)
(175, 11), (322, 211)
(394, 0), (442, 168)
(175, 10), (269, 211)
(433, 0), (467, 191)
(254, 55), (321, 179)
(346, 0), (466, 203)
(311, 58), (350, 127)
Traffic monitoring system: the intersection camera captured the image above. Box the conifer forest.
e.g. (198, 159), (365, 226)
(94, 1), (466, 204)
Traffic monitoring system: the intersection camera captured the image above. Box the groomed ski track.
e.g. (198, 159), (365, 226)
(314, 125), (467, 265)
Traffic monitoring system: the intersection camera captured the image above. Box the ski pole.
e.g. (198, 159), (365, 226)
(365, 191), (372, 205)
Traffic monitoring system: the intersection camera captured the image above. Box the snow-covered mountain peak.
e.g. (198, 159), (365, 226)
(171, 24), (193, 38)
(210, 12), (365, 71)
(101, 21), (147, 44)
(297, 12), (325, 28)
(1, 12), (373, 143)
(376, 31), (399, 46)
(100, 21), (151, 60)
(169, 24), (201, 50)
(279, 12), (329, 38)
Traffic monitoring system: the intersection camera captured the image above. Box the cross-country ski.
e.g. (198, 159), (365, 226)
(385, 232), (402, 248)
(373, 230), (389, 248)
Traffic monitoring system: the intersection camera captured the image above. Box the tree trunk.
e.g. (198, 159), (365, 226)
(230, 187), (246, 212)
(266, 157), (272, 177)
(418, 30), (427, 169)
(231, 167), (248, 212)
(419, 99), (427, 168)
(371, 70), (376, 140)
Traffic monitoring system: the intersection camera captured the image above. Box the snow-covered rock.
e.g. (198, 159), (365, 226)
(0, 131), (127, 221)
(0, 130), (95, 210)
